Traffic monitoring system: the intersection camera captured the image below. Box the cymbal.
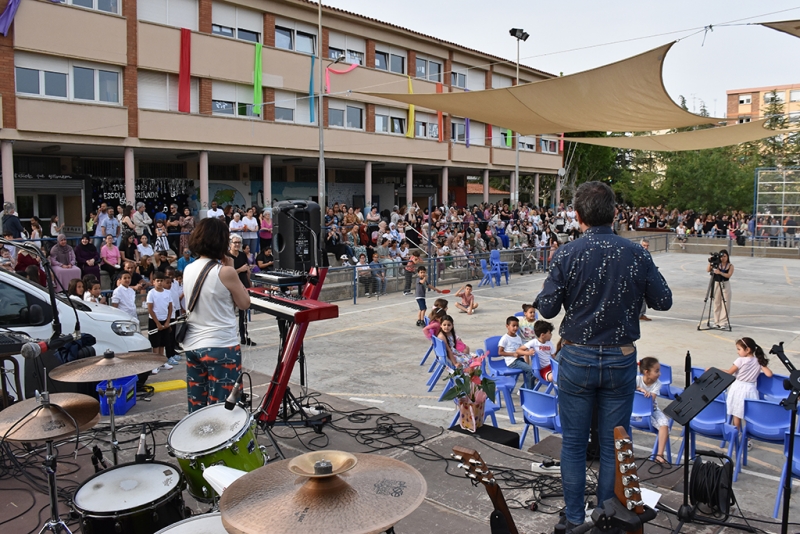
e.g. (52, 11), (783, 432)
(0, 393), (100, 442)
(49, 351), (166, 383)
(220, 451), (426, 534)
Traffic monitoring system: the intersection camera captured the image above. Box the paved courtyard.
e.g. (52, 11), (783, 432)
(238, 251), (800, 520)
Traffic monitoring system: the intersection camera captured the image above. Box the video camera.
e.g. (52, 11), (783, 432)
(708, 252), (721, 268)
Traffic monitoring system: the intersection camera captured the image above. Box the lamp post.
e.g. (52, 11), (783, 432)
(509, 28), (528, 206)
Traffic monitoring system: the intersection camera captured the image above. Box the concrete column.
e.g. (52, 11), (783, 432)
(555, 177), (561, 208)
(263, 155), (272, 206)
(510, 171), (516, 205)
(364, 161), (372, 210)
(124, 148), (135, 206)
(199, 151), (209, 210)
(534, 172), (540, 207)
(405, 164), (413, 207)
(442, 167), (449, 208)
(1, 141), (14, 205)
(482, 169), (489, 203)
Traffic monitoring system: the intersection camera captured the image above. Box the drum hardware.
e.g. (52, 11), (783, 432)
(219, 450), (426, 534)
(49, 350), (167, 465)
(154, 512), (226, 534)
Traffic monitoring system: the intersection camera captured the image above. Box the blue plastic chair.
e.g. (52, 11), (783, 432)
(478, 259), (500, 287)
(484, 336), (523, 384)
(675, 398), (738, 463)
(449, 398), (499, 428)
(426, 337), (452, 395)
(736, 399), (793, 481)
(758, 373), (790, 403)
(489, 250), (509, 284)
(657, 363), (675, 399)
(774, 432), (800, 518)
(481, 357), (516, 424)
(630, 391), (672, 462)
(519, 387), (561, 449)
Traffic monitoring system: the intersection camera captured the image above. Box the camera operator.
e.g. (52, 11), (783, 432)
(706, 250), (734, 328)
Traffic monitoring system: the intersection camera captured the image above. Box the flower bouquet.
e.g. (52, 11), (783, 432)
(441, 354), (496, 432)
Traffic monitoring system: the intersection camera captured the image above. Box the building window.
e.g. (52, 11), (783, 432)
(790, 90), (800, 103)
(519, 136), (535, 151)
(375, 51), (388, 70)
(415, 120), (425, 138)
(413, 120), (438, 139)
(275, 107), (294, 121)
(212, 2), (262, 43)
(346, 106), (362, 129)
(500, 130), (510, 146)
(212, 24), (234, 38)
(764, 92), (785, 104)
(451, 122), (466, 143)
(390, 54), (405, 74)
(415, 58), (426, 80)
(61, 0), (119, 15)
(15, 54), (121, 104)
(451, 72), (466, 89)
(390, 117), (405, 134)
(375, 45), (405, 74)
(296, 31), (315, 54)
(138, 0), (199, 31)
(738, 95), (751, 105)
(329, 101), (363, 129)
(329, 108), (344, 127)
(415, 56), (442, 82)
(212, 81), (260, 118)
(329, 47), (345, 61)
(273, 90), (314, 124)
(275, 26), (293, 50)
(275, 19), (318, 55)
(347, 50), (364, 66)
(375, 114), (388, 132)
(788, 112), (800, 124)
(138, 71), (199, 113)
(738, 116), (751, 124)
(541, 138), (558, 154)
(328, 32), (365, 66)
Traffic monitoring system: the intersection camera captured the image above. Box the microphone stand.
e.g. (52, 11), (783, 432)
(769, 342), (799, 534)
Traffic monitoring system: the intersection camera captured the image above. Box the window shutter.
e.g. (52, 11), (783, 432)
(236, 6), (262, 34)
(212, 80), (236, 102)
(137, 0), (168, 25)
(211, 1), (236, 28)
(138, 71), (169, 110)
(167, 0), (198, 31)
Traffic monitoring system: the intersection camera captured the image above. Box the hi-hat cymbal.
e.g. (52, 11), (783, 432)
(220, 451), (426, 534)
(49, 351), (166, 383)
(0, 393), (100, 442)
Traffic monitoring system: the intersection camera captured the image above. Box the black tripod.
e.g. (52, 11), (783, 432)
(769, 342), (799, 534)
(698, 272), (731, 331)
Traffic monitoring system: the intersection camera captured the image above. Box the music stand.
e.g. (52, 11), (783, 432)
(662, 352), (752, 534)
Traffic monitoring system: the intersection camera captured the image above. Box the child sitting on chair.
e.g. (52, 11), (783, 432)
(524, 320), (555, 382)
(636, 357), (671, 464)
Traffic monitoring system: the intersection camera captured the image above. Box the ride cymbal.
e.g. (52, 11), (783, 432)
(220, 451), (426, 534)
(0, 393), (100, 442)
(49, 351), (166, 383)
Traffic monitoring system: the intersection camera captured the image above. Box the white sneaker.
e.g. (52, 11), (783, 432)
(340, 254), (349, 260)
(161, 362), (174, 370)
(151, 367), (160, 374)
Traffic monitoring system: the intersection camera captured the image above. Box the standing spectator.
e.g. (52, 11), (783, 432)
(93, 202), (108, 247)
(74, 234), (102, 279)
(133, 202), (153, 239)
(166, 204), (182, 253)
(29, 219), (43, 250)
(111, 272), (138, 325)
(229, 212), (244, 237)
(785, 215), (797, 248)
(227, 235), (255, 346)
(533, 182), (672, 531)
(120, 205), (136, 235)
(259, 210), (273, 251)
(206, 200), (224, 220)
(241, 208), (259, 253)
(50, 235), (83, 291)
(183, 218), (251, 412)
(2, 203), (24, 239)
(100, 234), (122, 279)
(50, 214), (64, 238)
(101, 206), (121, 246)
(178, 207), (195, 255)
(153, 221), (171, 255)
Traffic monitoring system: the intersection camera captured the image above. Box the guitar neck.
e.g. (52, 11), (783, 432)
(485, 482), (519, 534)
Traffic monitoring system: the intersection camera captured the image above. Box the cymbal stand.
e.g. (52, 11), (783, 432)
(40, 438), (72, 533)
(102, 382), (120, 465)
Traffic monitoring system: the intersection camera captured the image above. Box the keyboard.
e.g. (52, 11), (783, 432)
(0, 332), (32, 356)
(252, 270), (307, 286)
(248, 288), (338, 323)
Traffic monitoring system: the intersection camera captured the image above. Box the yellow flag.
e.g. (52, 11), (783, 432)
(406, 76), (415, 138)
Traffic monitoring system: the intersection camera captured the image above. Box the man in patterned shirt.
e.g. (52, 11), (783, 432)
(534, 181), (672, 531)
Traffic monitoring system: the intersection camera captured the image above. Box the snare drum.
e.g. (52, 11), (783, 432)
(155, 512), (226, 533)
(73, 461), (186, 534)
(167, 403), (266, 501)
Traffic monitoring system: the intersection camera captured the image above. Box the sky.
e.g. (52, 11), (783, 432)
(324, 0), (800, 118)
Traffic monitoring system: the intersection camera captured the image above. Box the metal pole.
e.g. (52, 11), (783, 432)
(318, 1), (325, 224)
(514, 38), (520, 207)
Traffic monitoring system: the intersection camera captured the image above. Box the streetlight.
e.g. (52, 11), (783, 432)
(509, 28), (528, 206)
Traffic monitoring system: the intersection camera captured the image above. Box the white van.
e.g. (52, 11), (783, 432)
(0, 269), (152, 400)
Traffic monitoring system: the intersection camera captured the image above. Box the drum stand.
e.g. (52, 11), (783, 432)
(101, 383), (121, 465)
(40, 439), (72, 533)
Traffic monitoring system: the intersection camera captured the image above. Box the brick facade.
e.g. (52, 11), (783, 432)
(199, 79), (212, 115)
(0, 0), (15, 129)
(321, 28), (329, 59)
(199, 0), (212, 33)
(263, 13), (275, 47)
(323, 97), (329, 127)
(365, 103), (375, 132)
(262, 87), (275, 121)
(365, 40), (375, 71)
(444, 51), (452, 88)
(407, 50), (416, 78)
(751, 92), (760, 119)
(726, 94), (738, 120)
(485, 67), (492, 90)
(123, 0), (138, 137)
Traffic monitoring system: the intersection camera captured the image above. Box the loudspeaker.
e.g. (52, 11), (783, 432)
(273, 200), (324, 271)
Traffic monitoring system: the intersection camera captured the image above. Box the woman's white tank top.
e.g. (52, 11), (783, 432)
(182, 258), (240, 350)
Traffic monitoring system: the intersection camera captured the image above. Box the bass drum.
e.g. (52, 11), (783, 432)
(73, 461), (186, 534)
(155, 512), (226, 533)
(167, 403), (265, 501)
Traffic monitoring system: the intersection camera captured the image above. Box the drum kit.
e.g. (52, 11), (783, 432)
(0, 351), (428, 534)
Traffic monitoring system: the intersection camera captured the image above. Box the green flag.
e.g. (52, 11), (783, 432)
(506, 129), (512, 147)
(253, 43), (263, 114)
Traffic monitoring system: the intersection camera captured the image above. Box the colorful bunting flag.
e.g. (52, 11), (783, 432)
(325, 63), (358, 93)
(406, 76), (415, 139)
(253, 43), (263, 114)
(178, 28), (191, 113)
(309, 55), (315, 124)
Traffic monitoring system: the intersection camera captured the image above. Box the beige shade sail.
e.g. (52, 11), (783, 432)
(567, 119), (796, 151)
(760, 20), (800, 39)
(364, 42), (725, 135)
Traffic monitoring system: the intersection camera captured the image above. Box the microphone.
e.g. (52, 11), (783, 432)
(695, 449), (729, 460)
(92, 446), (107, 469)
(135, 424), (148, 463)
(21, 334), (75, 359)
(91, 455), (100, 473)
(225, 376), (243, 411)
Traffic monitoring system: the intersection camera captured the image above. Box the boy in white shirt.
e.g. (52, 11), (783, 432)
(497, 316), (536, 389)
(146, 272), (174, 371)
(111, 273), (138, 323)
(524, 320), (556, 382)
(163, 274), (182, 365)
